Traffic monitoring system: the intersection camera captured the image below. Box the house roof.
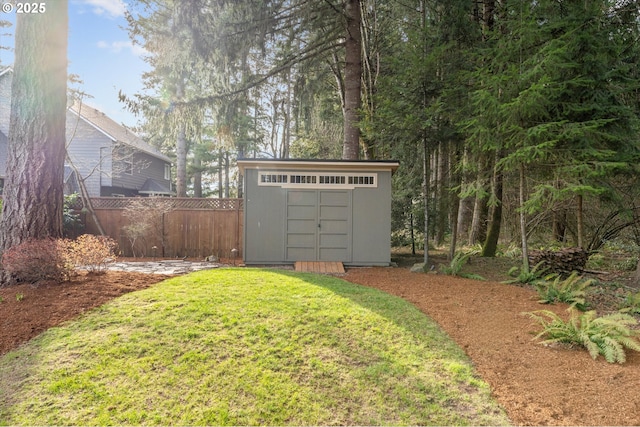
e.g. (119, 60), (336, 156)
(0, 66), (171, 165)
(69, 102), (172, 163)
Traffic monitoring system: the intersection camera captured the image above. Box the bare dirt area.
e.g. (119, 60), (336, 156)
(0, 270), (171, 356)
(1, 258), (639, 426)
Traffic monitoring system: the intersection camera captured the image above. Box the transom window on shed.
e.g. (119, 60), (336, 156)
(260, 173), (288, 184)
(258, 171), (377, 188)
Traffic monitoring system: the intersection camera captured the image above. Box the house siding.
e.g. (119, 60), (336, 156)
(111, 151), (170, 194)
(0, 68), (172, 197)
(66, 116), (113, 197)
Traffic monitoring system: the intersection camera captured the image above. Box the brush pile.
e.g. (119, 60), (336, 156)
(528, 247), (588, 277)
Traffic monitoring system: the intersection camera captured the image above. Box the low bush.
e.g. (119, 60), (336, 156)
(505, 261), (552, 286)
(534, 271), (592, 310)
(525, 309), (640, 363)
(440, 249), (486, 280)
(64, 234), (117, 274)
(1, 238), (75, 284)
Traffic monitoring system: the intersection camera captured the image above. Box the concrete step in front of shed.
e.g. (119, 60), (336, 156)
(294, 261), (345, 274)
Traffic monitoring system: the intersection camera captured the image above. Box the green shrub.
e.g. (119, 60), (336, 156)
(525, 309), (640, 363)
(534, 272), (592, 310)
(505, 261), (552, 286)
(1, 238), (75, 284)
(440, 249), (485, 280)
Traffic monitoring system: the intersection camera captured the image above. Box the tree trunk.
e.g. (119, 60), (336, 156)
(422, 137), (430, 268)
(576, 194), (584, 249)
(552, 209), (567, 242)
(448, 143), (461, 261)
(435, 142), (448, 247)
(469, 185), (488, 245)
(0, 2), (68, 255)
(519, 163), (530, 273)
(193, 155), (202, 198)
(217, 149), (223, 198)
(224, 151), (230, 198)
(342, 0), (362, 160)
(482, 152), (503, 257)
(175, 78), (188, 197)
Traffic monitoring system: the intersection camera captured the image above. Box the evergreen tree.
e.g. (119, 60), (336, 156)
(126, 0), (367, 163)
(467, 0), (640, 265)
(0, 1), (68, 256)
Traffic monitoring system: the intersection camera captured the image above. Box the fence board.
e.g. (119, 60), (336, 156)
(82, 197), (243, 259)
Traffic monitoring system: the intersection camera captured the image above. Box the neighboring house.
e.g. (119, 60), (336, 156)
(0, 67), (173, 197)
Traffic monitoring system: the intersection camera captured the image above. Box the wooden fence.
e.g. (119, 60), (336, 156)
(81, 197), (243, 259)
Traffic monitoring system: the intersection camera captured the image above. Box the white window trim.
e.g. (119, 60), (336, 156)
(258, 171), (378, 189)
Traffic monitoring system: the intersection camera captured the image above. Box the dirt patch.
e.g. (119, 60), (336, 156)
(1, 261), (639, 426)
(0, 270), (170, 355)
(345, 266), (640, 426)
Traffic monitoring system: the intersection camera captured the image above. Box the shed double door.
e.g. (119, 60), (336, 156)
(286, 189), (351, 262)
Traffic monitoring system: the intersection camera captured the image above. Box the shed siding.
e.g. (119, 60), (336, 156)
(242, 162), (395, 266)
(243, 168), (286, 262)
(351, 171), (392, 265)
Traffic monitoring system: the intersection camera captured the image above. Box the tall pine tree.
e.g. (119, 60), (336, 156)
(0, 1), (68, 255)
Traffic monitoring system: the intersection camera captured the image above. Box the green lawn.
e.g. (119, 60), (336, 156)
(0, 268), (509, 426)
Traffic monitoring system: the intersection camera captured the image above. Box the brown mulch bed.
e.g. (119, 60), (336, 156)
(1, 263), (639, 426)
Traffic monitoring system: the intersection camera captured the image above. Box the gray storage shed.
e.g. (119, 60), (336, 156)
(238, 159), (399, 266)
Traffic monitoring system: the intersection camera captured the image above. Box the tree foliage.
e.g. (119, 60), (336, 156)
(121, 0), (640, 264)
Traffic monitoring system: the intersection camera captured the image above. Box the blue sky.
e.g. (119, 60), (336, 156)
(0, 0), (148, 128)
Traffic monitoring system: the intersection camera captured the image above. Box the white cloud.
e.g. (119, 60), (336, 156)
(82, 0), (126, 18)
(97, 40), (147, 56)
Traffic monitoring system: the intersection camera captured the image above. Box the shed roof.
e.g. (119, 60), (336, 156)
(238, 158), (399, 174)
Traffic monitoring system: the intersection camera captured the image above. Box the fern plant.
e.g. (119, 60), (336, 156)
(525, 309), (640, 363)
(440, 249), (485, 280)
(534, 272), (592, 310)
(505, 261), (552, 285)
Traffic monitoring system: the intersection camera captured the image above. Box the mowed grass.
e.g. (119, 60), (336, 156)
(0, 268), (509, 426)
